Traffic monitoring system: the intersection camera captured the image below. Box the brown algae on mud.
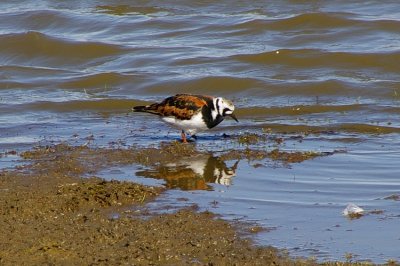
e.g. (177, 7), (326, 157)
(0, 143), (386, 265)
(226, 132), (341, 164)
(20, 141), (199, 172)
(0, 143), (302, 265)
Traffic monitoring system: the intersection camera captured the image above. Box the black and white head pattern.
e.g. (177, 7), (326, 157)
(212, 97), (235, 121)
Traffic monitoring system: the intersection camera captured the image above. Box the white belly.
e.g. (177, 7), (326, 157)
(161, 112), (208, 135)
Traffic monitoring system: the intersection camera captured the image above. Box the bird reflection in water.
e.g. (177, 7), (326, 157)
(135, 155), (239, 190)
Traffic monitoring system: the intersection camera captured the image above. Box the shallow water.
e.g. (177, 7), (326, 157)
(1, 0), (400, 263)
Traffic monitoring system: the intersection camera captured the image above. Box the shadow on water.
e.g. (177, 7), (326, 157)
(136, 154), (239, 190)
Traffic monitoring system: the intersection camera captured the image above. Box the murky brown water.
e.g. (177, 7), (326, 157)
(1, 1), (400, 263)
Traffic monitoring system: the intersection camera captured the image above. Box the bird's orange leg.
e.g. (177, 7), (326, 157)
(181, 130), (188, 143)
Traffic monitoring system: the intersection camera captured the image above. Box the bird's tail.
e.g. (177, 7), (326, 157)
(133, 103), (160, 115)
(132, 105), (148, 112)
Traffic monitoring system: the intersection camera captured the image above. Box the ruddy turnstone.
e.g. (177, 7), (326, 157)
(136, 154), (239, 190)
(133, 94), (238, 142)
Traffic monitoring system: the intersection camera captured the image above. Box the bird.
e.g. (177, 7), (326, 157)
(135, 154), (239, 190)
(132, 94), (238, 143)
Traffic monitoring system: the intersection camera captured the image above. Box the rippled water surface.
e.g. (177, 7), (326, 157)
(1, 1), (400, 263)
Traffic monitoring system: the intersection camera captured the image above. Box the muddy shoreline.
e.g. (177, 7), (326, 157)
(0, 143), (392, 265)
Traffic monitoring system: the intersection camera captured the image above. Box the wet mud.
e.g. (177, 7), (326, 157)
(0, 143), (394, 265)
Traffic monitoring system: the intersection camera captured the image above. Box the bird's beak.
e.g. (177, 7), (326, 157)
(229, 113), (239, 122)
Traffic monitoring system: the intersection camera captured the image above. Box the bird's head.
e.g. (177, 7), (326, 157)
(213, 97), (238, 122)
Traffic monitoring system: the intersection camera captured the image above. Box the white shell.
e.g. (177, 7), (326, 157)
(342, 203), (364, 216)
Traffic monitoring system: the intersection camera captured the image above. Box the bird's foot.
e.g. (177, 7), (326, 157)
(181, 130), (188, 143)
(222, 133), (232, 138)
